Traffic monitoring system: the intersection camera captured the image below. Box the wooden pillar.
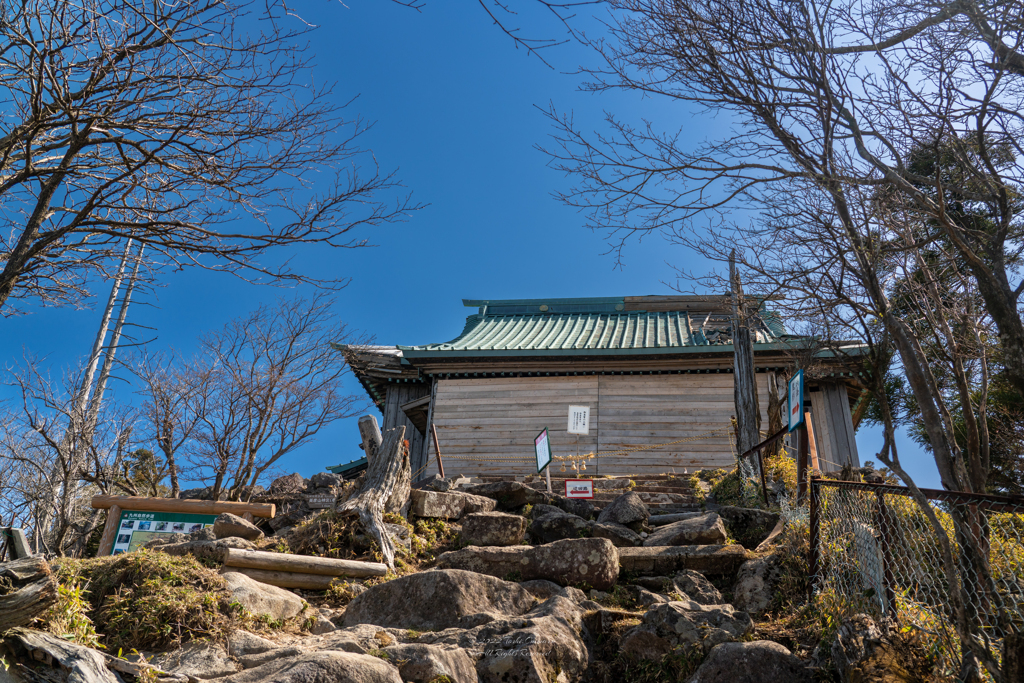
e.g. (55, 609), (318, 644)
(798, 425), (809, 504)
(96, 504), (122, 557)
(358, 415), (383, 464)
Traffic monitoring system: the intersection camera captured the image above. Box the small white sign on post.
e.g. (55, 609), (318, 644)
(567, 406), (590, 435)
(564, 479), (594, 499)
(534, 428), (552, 473)
(788, 369), (805, 432)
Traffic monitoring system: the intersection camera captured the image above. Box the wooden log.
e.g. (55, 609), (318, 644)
(223, 548), (387, 578)
(0, 557), (58, 631)
(96, 504), (121, 557)
(90, 495), (275, 518)
(337, 425), (407, 570)
(5, 628), (119, 683)
(222, 566), (346, 591)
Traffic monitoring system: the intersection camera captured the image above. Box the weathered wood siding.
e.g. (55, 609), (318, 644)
(381, 384), (430, 476)
(808, 382), (860, 471)
(421, 374), (775, 478)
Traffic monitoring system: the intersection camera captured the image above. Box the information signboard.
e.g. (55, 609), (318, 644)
(564, 479), (594, 499)
(112, 510), (217, 555)
(567, 406), (590, 435)
(535, 428), (552, 473)
(788, 370), (805, 432)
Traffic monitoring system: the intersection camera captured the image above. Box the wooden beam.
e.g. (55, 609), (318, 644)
(222, 567), (349, 591)
(91, 495), (275, 518)
(223, 548), (387, 578)
(96, 504), (122, 556)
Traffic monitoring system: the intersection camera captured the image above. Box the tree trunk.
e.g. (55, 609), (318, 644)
(731, 252), (761, 462)
(0, 557), (58, 631)
(337, 425), (408, 570)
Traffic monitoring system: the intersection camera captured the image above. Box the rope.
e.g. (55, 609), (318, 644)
(416, 425), (737, 475)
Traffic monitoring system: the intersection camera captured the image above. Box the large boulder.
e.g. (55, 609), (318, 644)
(474, 595), (589, 683)
(688, 641), (814, 683)
(464, 481), (548, 510)
(590, 521), (642, 547)
(596, 491), (649, 527)
(618, 545), (749, 577)
(528, 511), (590, 544)
(269, 473), (308, 495)
(410, 489), (466, 519)
(716, 506), (781, 550)
(383, 644), (477, 683)
(620, 599), (752, 660)
(341, 569), (536, 631)
(221, 570), (306, 621)
(150, 641), (241, 680)
(462, 512), (527, 546)
(551, 495), (595, 519)
(216, 651), (402, 683)
(213, 513), (264, 541)
(227, 630), (278, 657)
(307, 472), (343, 490)
(672, 569), (723, 605)
(643, 513), (727, 547)
(436, 538), (619, 590)
(461, 492), (497, 514)
(732, 553), (784, 614)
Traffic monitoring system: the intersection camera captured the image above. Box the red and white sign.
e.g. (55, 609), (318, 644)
(564, 479), (594, 499)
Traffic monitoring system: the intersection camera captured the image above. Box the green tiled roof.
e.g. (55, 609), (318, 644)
(399, 296), (787, 357)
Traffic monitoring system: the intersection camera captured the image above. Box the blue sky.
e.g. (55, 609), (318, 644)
(0, 1), (941, 489)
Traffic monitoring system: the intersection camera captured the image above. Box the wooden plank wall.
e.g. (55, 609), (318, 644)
(424, 377), (599, 478)
(808, 382), (860, 472)
(597, 374), (770, 474)
(422, 374), (774, 478)
(382, 384), (430, 476)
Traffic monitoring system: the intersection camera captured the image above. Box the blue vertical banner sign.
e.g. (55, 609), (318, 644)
(788, 370), (805, 432)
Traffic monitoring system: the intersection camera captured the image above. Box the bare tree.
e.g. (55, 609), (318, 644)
(541, 1), (1022, 678)
(134, 353), (205, 499)
(0, 0), (417, 315)
(175, 296), (365, 501)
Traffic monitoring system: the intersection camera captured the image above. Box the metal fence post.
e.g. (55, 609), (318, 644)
(875, 491), (897, 617)
(809, 476), (819, 595)
(798, 424), (809, 505)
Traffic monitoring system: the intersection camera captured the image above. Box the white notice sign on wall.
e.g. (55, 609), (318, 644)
(567, 405), (590, 435)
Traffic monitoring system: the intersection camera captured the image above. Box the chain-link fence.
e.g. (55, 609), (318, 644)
(810, 479), (1024, 680)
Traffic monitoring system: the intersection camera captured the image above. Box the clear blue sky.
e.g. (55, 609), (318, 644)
(0, 1), (941, 489)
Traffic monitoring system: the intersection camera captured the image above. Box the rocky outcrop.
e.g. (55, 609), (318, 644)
(551, 495), (595, 520)
(618, 545), (749, 576)
(643, 512), (727, 546)
(213, 513), (264, 541)
(436, 537), (619, 590)
(462, 511), (527, 546)
(342, 569), (536, 630)
(151, 641), (241, 680)
(590, 521), (642, 547)
(269, 473), (307, 495)
(596, 491), (649, 527)
(221, 571), (306, 621)
(410, 489), (467, 519)
(672, 569), (723, 605)
(383, 643), (477, 683)
(461, 493), (498, 514)
(464, 481), (548, 510)
(620, 599), (752, 660)
(528, 511), (590, 544)
(227, 631), (278, 657)
(688, 640), (814, 683)
(716, 507), (781, 550)
(217, 651), (402, 683)
(732, 553), (783, 614)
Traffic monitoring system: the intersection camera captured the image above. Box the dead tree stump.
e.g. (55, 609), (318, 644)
(0, 556), (58, 631)
(338, 422), (408, 570)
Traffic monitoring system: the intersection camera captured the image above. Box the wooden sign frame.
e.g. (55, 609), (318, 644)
(91, 495), (276, 557)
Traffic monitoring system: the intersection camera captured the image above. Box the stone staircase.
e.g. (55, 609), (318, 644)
(474, 474), (702, 514)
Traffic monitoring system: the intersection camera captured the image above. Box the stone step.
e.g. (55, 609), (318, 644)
(617, 544), (749, 576)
